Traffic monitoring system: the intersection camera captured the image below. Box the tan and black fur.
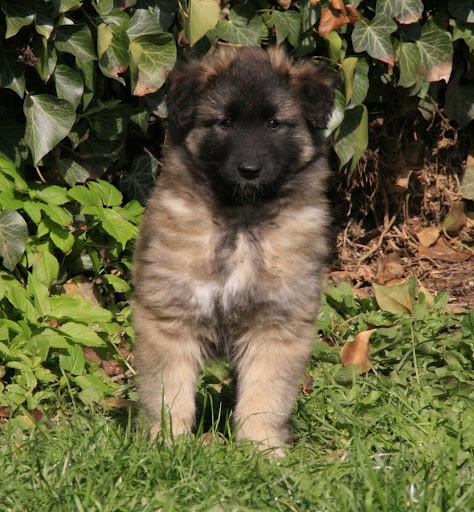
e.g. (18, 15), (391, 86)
(133, 46), (335, 456)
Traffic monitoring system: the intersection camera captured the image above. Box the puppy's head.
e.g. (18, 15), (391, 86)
(166, 46), (336, 204)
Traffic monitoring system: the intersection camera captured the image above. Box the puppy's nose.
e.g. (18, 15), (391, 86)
(238, 162), (261, 180)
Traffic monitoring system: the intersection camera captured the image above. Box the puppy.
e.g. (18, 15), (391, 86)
(133, 46), (335, 456)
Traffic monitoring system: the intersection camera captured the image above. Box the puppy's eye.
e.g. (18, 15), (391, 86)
(219, 118), (233, 128)
(267, 119), (280, 129)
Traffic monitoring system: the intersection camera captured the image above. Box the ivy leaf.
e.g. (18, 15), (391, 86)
(349, 58), (370, 107)
(97, 23), (130, 85)
(334, 104), (368, 169)
(55, 24), (98, 63)
(24, 94), (76, 165)
(0, 51), (25, 98)
(59, 159), (90, 186)
(0, 209), (28, 271)
(130, 33), (176, 96)
(273, 11), (302, 47)
(127, 8), (165, 39)
(1, 2), (35, 38)
(54, 64), (84, 109)
(415, 19), (453, 82)
(185, 0), (220, 47)
(397, 41), (422, 88)
(120, 153), (159, 205)
(376, 0), (423, 24)
(51, 0), (84, 14)
(216, 5), (263, 47)
(352, 15), (397, 66)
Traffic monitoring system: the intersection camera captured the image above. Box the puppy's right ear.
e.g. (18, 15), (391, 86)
(165, 62), (205, 143)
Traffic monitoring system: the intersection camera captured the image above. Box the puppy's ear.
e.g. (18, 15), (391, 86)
(290, 63), (337, 131)
(165, 61), (206, 143)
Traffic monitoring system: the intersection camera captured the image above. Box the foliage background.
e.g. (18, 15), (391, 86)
(0, 0), (473, 421)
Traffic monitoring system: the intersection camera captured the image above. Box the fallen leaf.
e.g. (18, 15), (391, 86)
(356, 265), (376, 282)
(418, 236), (472, 262)
(373, 281), (414, 313)
(103, 399), (134, 409)
(340, 329), (375, 374)
(302, 375), (314, 396)
(442, 201), (467, 235)
(417, 226), (441, 247)
(391, 167), (412, 193)
(329, 270), (354, 286)
(0, 407), (11, 418)
(375, 253), (405, 284)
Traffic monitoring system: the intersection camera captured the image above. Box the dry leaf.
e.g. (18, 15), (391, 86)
(302, 375), (314, 396)
(309, 0), (321, 4)
(345, 4), (360, 23)
(319, 7), (349, 37)
(417, 226), (441, 247)
(329, 270), (354, 286)
(392, 167), (412, 193)
(375, 253), (405, 284)
(442, 201), (467, 235)
(340, 329), (375, 374)
(424, 60), (452, 83)
(418, 236), (472, 262)
(103, 399), (134, 409)
(277, 0), (292, 9)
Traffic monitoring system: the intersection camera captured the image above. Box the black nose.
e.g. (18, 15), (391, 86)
(238, 162), (261, 180)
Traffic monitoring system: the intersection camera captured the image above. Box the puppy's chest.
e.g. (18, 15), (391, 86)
(192, 229), (262, 317)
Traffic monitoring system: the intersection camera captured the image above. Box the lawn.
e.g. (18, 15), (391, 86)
(1, 284), (473, 511)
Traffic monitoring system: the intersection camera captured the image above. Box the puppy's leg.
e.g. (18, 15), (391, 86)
(134, 310), (202, 438)
(233, 323), (314, 457)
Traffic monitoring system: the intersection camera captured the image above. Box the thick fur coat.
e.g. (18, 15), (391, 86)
(133, 46), (335, 456)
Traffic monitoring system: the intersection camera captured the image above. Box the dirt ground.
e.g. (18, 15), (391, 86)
(329, 107), (474, 310)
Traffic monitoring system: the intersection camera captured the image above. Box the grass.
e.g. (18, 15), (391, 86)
(1, 286), (473, 511)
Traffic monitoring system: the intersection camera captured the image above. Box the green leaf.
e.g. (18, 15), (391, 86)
(32, 250), (60, 288)
(76, 59), (96, 109)
(75, 374), (113, 394)
(40, 216), (75, 253)
(397, 42), (422, 88)
(52, 0), (83, 14)
(59, 159), (90, 186)
(415, 19), (453, 79)
(185, 0), (220, 46)
(0, 51), (25, 98)
(103, 274), (131, 294)
(5, 281), (37, 323)
(35, 37), (58, 83)
(216, 5), (263, 47)
(127, 8), (165, 39)
(35, 9), (55, 39)
(1, 1), (35, 38)
(102, 209), (138, 246)
(27, 273), (51, 317)
(334, 105), (368, 169)
(130, 33), (176, 96)
(0, 158), (28, 192)
(49, 296), (113, 323)
(60, 344), (85, 375)
(120, 153), (158, 205)
(352, 15), (397, 66)
(97, 23), (130, 85)
(7, 361), (37, 390)
(87, 180), (123, 207)
(24, 94), (76, 165)
(350, 58), (370, 107)
(68, 185), (102, 207)
(376, 0), (423, 24)
(373, 282), (414, 314)
(0, 210), (28, 271)
(461, 310), (474, 337)
(54, 65), (84, 109)
(55, 24), (98, 63)
(35, 185), (70, 206)
(60, 322), (107, 347)
(273, 11), (302, 48)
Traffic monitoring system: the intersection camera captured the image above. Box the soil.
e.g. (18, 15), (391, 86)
(329, 103), (474, 310)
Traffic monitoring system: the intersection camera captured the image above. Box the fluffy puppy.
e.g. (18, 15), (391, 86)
(133, 46), (335, 456)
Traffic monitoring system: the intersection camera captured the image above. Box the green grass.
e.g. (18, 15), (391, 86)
(1, 285), (473, 511)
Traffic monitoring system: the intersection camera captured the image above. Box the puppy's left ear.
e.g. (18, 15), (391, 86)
(165, 61), (206, 143)
(291, 64), (337, 131)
